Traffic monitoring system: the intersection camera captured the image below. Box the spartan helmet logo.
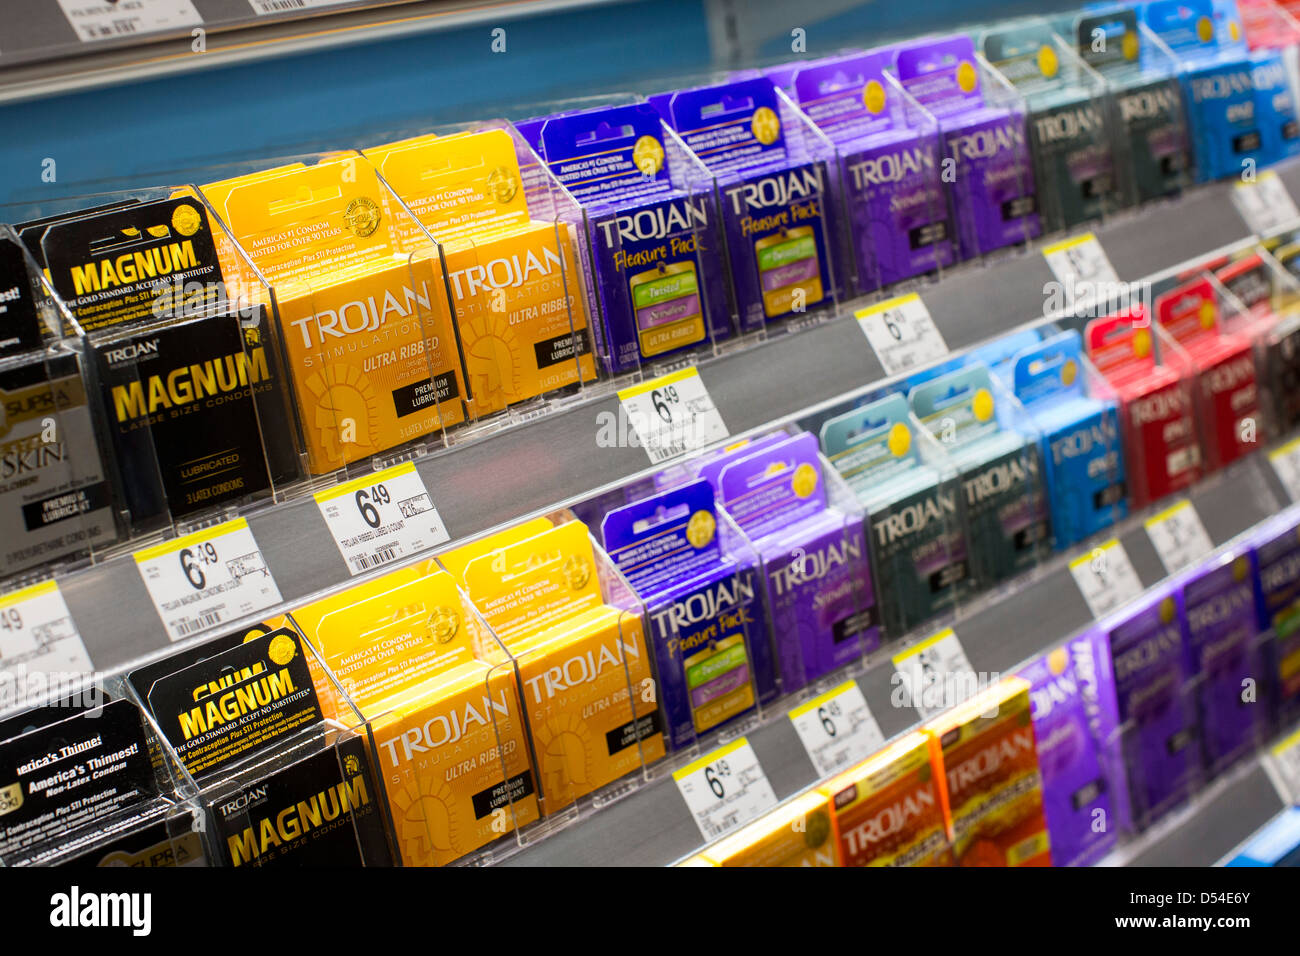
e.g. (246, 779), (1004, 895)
(306, 364), (380, 465)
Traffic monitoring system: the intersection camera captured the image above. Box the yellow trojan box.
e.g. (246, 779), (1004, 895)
(699, 791), (836, 867)
(452, 520), (665, 814)
(291, 561), (539, 866)
(202, 160), (468, 474)
(365, 131), (596, 417)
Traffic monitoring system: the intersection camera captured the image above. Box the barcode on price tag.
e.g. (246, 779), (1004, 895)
(57, 0), (201, 42)
(1145, 500), (1214, 574)
(672, 738), (777, 842)
(1069, 538), (1144, 619)
(856, 293), (949, 376)
(134, 518), (281, 642)
(314, 462), (449, 575)
(1270, 436), (1300, 501)
(0, 581), (93, 713)
(1234, 170), (1300, 235)
(1042, 233), (1121, 314)
(788, 680), (885, 777)
(248, 0), (350, 13)
(1265, 725), (1300, 804)
(617, 367), (729, 465)
(891, 628), (981, 718)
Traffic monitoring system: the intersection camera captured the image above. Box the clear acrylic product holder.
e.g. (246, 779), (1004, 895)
(1149, 270), (1268, 474)
(131, 626), (397, 868)
(904, 54), (1040, 264)
(980, 21), (1129, 234)
(710, 437), (880, 703)
(809, 387), (972, 647)
(0, 687), (209, 868)
(1097, 22), (1195, 207)
(434, 511), (663, 843)
(1084, 307), (1203, 510)
(198, 155), (469, 484)
(570, 481), (772, 770)
(291, 560), (541, 867)
(1213, 243), (1300, 437)
(910, 365), (1052, 607)
(1004, 333), (1130, 552)
(805, 68), (954, 298)
(353, 120), (603, 436)
(1, 187), (308, 554)
(722, 86), (847, 337)
(0, 228), (122, 589)
(506, 94), (738, 385)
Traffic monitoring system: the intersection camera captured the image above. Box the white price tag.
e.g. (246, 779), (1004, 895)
(1145, 500), (1214, 574)
(788, 680), (885, 777)
(1234, 170), (1300, 235)
(891, 628), (978, 718)
(1042, 233), (1121, 314)
(1069, 538), (1144, 619)
(617, 367), (729, 465)
(57, 0), (201, 42)
(0, 582), (93, 713)
(248, 0), (350, 14)
(672, 738), (778, 843)
(134, 518), (281, 643)
(314, 462), (449, 576)
(1265, 725), (1300, 805)
(856, 293), (949, 376)
(1270, 435), (1300, 501)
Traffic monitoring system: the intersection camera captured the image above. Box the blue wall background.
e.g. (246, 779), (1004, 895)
(0, 0), (1077, 211)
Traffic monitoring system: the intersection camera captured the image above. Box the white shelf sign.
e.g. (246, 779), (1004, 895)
(314, 462), (449, 576)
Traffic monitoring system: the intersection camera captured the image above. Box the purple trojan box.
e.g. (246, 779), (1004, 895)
(1019, 645), (1116, 867)
(516, 104), (733, 375)
(1179, 549), (1265, 776)
(790, 50), (956, 292)
(1250, 510), (1300, 728)
(716, 432), (877, 694)
(893, 35), (1041, 259)
(1071, 586), (1199, 834)
(649, 77), (844, 331)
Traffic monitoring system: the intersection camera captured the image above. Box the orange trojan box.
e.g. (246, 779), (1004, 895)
(821, 731), (952, 867)
(923, 677), (1053, 867)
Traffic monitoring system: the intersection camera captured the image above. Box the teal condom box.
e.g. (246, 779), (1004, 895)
(981, 20), (1120, 231)
(1004, 330), (1128, 550)
(650, 77), (843, 330)
(1074, 7), (1191, 203)
(821, 393), (972, 638)
(910, 364), (1050, 589)
(716, 432), (877, 692)
(601, 478), (775, 751)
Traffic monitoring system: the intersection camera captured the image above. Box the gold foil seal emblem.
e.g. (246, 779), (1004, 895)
(792, 462), (819, 499)
(487, 166), (519, 205)
(686, 510), (716, 549)
(428, 606), (460, 644)
(751, 107), (781, 145)
(171, 203), (201, 237)
(343, 197), (382, 238)
(562, 554), (591, 591)
(268, 633), (297, 666)
(633, 136), (664, 176)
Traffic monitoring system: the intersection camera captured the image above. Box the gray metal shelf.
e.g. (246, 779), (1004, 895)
(499, 451), (1291, 867)
(51, 161), (1295, 685)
